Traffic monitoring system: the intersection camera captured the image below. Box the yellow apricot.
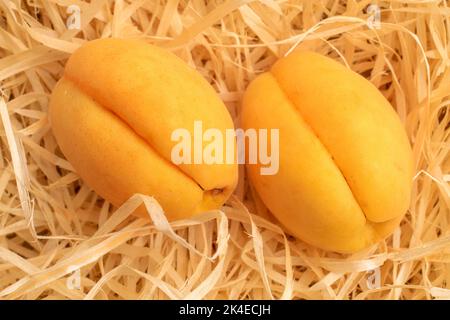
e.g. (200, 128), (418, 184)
(49, 38), (238, 220)
(242, 51), (413, 253)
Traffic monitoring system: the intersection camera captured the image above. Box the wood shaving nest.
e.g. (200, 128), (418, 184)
(0, 0), (449, 300)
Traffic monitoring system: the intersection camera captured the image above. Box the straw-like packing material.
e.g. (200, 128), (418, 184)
(0, 0), (449, 300)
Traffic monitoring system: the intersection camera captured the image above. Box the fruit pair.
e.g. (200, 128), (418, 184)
(50, 39), (413, 252)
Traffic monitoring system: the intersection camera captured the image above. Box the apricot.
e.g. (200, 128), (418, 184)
(242, 51), (414, 253)
(49, 38), (238, 220)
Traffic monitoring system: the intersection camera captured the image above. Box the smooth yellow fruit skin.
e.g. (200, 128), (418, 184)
(49, 38), (238, 220)
(242, 51), (413, 253)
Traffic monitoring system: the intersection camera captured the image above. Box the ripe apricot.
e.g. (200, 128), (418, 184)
(242, 51), (413, 252)
(50, 38), (238, 220)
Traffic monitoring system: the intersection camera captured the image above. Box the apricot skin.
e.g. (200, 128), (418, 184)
(49, 38), (238, 220)
(242, 51), (414, 253)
